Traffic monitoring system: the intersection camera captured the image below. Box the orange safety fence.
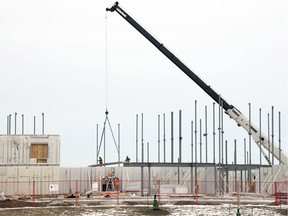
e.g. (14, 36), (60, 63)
(0, 179), (278, 207)
(274, 181), (288, 205)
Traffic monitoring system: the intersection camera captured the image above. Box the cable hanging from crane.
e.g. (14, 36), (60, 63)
(95, 11), (120, 166)
(105, 10), (109, 111)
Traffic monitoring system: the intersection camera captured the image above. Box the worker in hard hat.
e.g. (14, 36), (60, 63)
(99, 157), (103, 164)
(125, 156), (130, 163)
(115, 177), (119, 191)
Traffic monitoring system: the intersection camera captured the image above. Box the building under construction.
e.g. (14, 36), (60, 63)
(0, 129), (287, 198)
(0, 2), (287, 208)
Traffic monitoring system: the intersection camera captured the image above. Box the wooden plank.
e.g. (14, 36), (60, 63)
(30, 144), (48, 159)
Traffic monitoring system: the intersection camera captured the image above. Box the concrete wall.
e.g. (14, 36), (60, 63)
(0, 135), (60, 165)
(0, 166), (60, 195)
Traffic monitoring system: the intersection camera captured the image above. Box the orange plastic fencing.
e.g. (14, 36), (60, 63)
(0, 179), (279, 206)
(274, 181), (288, 205)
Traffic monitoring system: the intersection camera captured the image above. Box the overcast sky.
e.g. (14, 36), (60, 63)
(0, 0), (287, 167)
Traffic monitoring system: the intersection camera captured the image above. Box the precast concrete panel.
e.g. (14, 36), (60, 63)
(18, 167), (30, 195)
(0, 135), (60, 166)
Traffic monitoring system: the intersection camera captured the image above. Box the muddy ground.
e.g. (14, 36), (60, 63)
(0, 194), (287, 216)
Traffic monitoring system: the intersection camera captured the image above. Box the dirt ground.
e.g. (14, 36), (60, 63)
(0, 199), (171, 216)
(0, 193), (277, 208)
(0, 194), (287, 216)
(0, 199), (44, 208)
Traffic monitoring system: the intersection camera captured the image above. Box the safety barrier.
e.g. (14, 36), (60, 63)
(0, 178), (277, 207)
(274, 181), (288, 205)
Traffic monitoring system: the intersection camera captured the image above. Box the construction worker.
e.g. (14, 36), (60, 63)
(125, 156), (130, 163)
(108, 171), (113, 177)
(99, 157), (103, 164)
(251, 176), (256, 193)
(115, 177), (119, 191)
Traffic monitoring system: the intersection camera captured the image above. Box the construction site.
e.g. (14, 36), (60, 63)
(0, 1), (287, 216)
(0, 132), (288, 215)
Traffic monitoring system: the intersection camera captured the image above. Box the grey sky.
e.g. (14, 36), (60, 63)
(0, 0), (287, 166)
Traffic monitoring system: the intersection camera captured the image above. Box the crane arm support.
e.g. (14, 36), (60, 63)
(107, 2), (288, 165)
(106, 2), (232, 111)
(226, 107), (287, 164)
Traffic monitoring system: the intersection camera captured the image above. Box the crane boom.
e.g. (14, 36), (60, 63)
(106, 2), (288, 165)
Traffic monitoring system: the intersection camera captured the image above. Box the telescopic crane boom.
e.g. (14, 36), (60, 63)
(106, 2), (287, 165)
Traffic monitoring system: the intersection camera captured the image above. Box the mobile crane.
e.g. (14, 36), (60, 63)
(106, 2), (287, 165)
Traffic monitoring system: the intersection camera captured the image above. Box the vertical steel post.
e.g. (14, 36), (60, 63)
(259, 108), (262, 165)
(195, 100), (197, 163)
(22, 114), (24, 135)
(213, 102), (216, 194)
(96, 124), (98, 164)
(218, 96), (222, 195)
(15, 112), (17, 135)
(136, 114), (138, 163)
(244, 138), (247, 192)
(258, 122), (262, 195)
(200, 119), (202, 163)
(271, 106), (274, 165)
(42, 113), (44, 135)
(225, 140), (229, 193)
(178, 110), (182, 185)
(33, 116), (36, 135)
(163, 113), (166, 163)
(191, 121), (193, 163)
(278, 111), (281, 165)
(221, 99), (224, 193)
(104, 120), (106, 165)
(118, 124), (120, 166)
(267, 113), (271, 163)
(225, 140), (228, 164)
(9, 114), (11, 135)
(141, 114), (144, 197)
(205, 106), (208, 163)
(221, 100), (224, 165)
(218, 97), (221, 164)
(141, 113), (144, 163)
(194, 100), (198, 194)
(179, 110), (182, 163)
(248, 103), (252, 192)
(158, 115), (160, 163)
(247, 151), (249, 164)
(7, 115), (9, 135)
(190, 120), (193, 194)
(234, 139), (237, 192)
(171, 112), (174, 163)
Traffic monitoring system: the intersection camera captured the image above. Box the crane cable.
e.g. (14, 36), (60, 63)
(105, 11), (108, 111)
